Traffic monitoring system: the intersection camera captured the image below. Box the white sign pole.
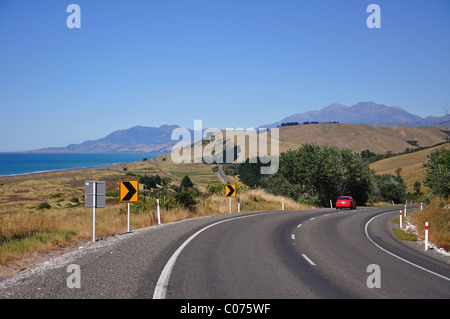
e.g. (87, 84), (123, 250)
(92, 181), (96, 243)
(229, 198), (232, 214)
(127, 202), (131, 232)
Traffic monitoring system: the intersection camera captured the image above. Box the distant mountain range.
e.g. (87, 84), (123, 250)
(25, 102), (449, 153)
(26, 125), (187, 153)
(259, 102), (449, 129)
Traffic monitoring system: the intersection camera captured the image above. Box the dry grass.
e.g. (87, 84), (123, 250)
(370, 144), (450, 193)
(278, 124), (448, 155)
(412, 196), (450, 251)
(0, 158), (310, 276)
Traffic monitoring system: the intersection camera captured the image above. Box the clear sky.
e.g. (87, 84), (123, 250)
(0, 0), (449, 151)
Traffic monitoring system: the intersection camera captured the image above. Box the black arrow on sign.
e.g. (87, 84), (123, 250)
(122, 182), (137, 201)
(226, 184), (235, 197)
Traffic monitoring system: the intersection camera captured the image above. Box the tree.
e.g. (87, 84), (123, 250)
(424, 148), (450, 198)
(374, 173), (406, 203)
(180, 175), (194, 189)
(238, 157), (266, 188)
(414, 181), (421, 195)
(257, 144), (373, 206)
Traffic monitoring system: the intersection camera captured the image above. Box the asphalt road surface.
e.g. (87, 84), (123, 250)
(1, 205), (449, 299)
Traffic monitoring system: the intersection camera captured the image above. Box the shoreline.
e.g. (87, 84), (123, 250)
(0, 152), (168, 179)
(0, 162), (123, 179)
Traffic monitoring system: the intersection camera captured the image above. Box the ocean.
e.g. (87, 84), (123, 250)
(0, 153), (167, 177)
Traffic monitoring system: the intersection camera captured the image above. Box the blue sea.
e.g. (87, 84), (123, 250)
(0, 153), (167, 177)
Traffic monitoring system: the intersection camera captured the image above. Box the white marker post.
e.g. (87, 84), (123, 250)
(399, 210), (403, 229)
(421, 202), (423, 211)
(92, 181), (96, 242)
(282, 198), (285, 211)
(237, 197), (240, 213)
(404, 204), (407, 218)
(157, 199), (161, 225)
(425, 222), (429, 251)
(330, 199), (333, 209)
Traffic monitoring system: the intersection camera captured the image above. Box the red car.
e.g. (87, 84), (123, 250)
(336, 196), (356, 210)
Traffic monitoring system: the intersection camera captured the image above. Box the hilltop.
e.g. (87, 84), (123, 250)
(276, 123), (449, 154)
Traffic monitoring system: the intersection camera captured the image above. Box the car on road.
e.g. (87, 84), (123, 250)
(335, 196), (356, 210)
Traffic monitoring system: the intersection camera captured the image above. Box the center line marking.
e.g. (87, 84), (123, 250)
(309, 217), (315, 221)
(301, 254), (316, 266)
(297, 223), (302, 228)
(291, 234), (295, 240)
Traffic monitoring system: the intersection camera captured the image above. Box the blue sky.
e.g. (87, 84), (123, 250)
(0, 0), (449, 151)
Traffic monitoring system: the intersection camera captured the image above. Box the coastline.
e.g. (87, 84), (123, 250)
(0, 152), (168, 179)
(0, 163), (122, 179)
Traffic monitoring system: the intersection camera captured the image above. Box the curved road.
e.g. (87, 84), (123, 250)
(158, 206), (450, 298)
(1, 206), (449, 299)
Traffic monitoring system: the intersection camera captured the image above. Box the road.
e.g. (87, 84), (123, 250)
(217, 164), (231, 183)
(1, 206), (449, 299)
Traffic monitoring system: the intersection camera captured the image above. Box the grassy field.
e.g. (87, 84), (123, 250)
(370, 143), (450, 193)
(0, 155), (310, 279)
(412, 196), (450, 251)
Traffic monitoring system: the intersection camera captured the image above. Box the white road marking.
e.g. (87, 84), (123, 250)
(365, 212), (450, 282)
(153, 211), (279, 299)
(297, 223), (302, 228)
(301, 254), (316, 266)
(309, 217), (315, 221)
(291, 234), (295, 240)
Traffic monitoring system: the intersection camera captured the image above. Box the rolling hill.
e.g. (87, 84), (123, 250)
(369, 143), (450, 193)
(276, 123), (449, 154)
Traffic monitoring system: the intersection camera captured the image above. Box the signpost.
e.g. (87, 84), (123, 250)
(85, 181), (106, 242)
(225, 184), (236, 213)
(120, 180), (139, 232)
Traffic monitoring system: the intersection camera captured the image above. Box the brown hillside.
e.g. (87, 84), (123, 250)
(369, 143), (450, 193)
(277, 123), (448, 154)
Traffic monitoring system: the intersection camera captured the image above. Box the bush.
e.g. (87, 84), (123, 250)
(175, 188), (197, 211)
(373, 173), (406, 203)
(37, 202), (51, 210)
(180, 175), (194, 189)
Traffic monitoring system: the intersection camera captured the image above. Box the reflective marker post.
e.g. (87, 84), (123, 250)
(157, 199), (161, 224)
(399, 210), (402, 229)
(425, 222), (429, 251)
(237, 197), (240, 213)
